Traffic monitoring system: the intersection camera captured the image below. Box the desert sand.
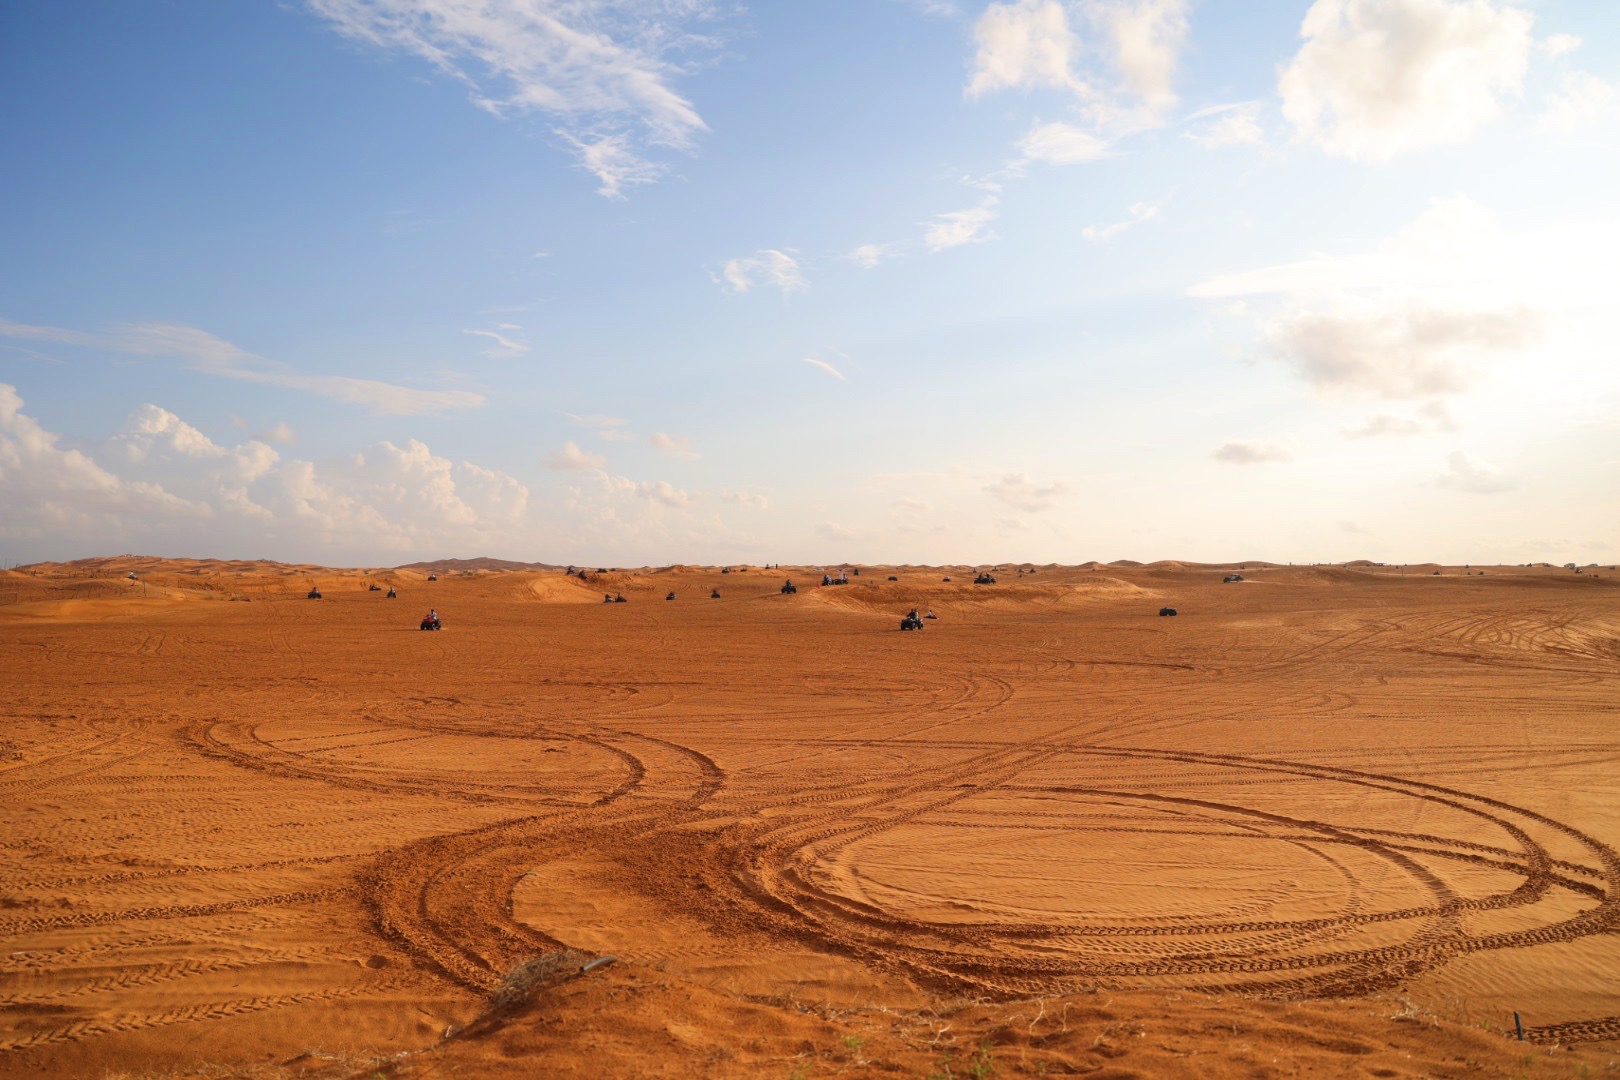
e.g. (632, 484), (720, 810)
(2, 556), (1617, 1078)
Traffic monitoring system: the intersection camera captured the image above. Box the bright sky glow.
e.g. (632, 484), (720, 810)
(2, 0), (1617, 566)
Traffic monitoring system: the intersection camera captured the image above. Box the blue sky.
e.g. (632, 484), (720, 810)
(2, 0), (1616, 566)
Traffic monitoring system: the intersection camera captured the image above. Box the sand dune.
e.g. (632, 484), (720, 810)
(1, 558), (1616, 1077)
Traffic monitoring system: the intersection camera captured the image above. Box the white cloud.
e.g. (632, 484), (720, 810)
(557, 129), (666, 198)
(257, 421), (299, 445)
(1537, 71), (1617, 134)
(1185, 197), (1617, 402)
(803, 357), (847, 381)
(306, 0), (718, 197)
(0, 385), (527, 558)
(567, 412), (634, 442)
(848, 242), (901, 269)
(1341, 402), (1455, 437)
(0, 318), (484, 416)
(1263, 300), (1538, 399)
(1538, 32), (1580, 58)
(924, 197), (1000, 251)
(1212, 440), (1293, 464)
(818, 521), (877, 543)
(897, 0), (960, 17)
(1082, 198), (1161, 242)
(1185, 102), (1264, 147)
(463, 327), (529, 356)
(967, 0), (1085, 98)
(721, 488), (768, 508)
(635, 478), (694, 507)
(1018, 120), (1112, 163)
(1087, 0), (1189, 114)
(649, 431), (698, 458)
(0, 386), (209, 541)
(1279, 0), (1534, 161)
(546, 439), (607, 471)
(720, 249), (806, 294)
(1437, 449), (1513, 492)
(983, 471), (1069, 511)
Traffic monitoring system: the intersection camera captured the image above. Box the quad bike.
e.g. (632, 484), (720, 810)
(900, 615), (923, 631)
(420, 616), (441, 631)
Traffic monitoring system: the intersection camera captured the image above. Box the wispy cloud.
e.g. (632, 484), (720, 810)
(0, 318), (484, 416)
(722, 488), (768, 508)
(924, 197), (1000, 252)
(720, 249), (806, 294)
(463, 327), (529, 356)
(305, 0), (723, 196)
(1083, 198), (1162, 242)
(1017, 121), (1112, 164)
(1212, 440), (1292, 464)
(803, 357), (847, 381)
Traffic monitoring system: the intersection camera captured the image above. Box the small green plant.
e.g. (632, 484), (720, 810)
(843, 1034), (865, 1054)
(966, 1041), (996, 1079)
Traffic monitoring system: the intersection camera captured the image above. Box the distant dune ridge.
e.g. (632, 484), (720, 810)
(1, 554), (1616, 1075)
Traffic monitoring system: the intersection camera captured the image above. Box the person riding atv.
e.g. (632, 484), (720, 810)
(420, 610), (441, 630)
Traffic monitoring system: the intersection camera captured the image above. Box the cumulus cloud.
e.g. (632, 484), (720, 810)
(1087, 0), (1189, 115)
(1082, 198), (1161, 242)
(0, 385), (527, 558)
(803, 357), (847, 381)
(1538, 32), (1580, 58)
(1264, 301), (1538, 399)
(635, 478), (694, 507)
(1436, 449), (1513, 492)
(1018, 120), (1112, 163)
(0, 318), (484, 416)
(546, 439), (607, 471)
(306, 0), (720, 197)
(1279, 0), (1534, 161)
(257, 421), (299, 445)
(1190, 196), (1583, 402)
(0, 386), (208, 541)
(924, 197), (1000, 251)
(649, 431), (698, 458)
(1212, 440), (1292, 464)
(721, 488), (768, 508)
(967, 0), (1085, 98)
(984, 471), (1069, 512)
(720, 249), (806, 294)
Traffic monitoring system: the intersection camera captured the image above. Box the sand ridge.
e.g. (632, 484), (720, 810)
(1, 558), (1617, 1076)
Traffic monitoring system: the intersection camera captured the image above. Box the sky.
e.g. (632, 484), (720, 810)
(1, 0), (1617, 567)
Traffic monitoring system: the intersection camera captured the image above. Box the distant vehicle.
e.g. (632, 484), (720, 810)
(427, 574), (438, 582)
(710, 589), (721, 599)
(973, 573), (996, 585)
(307, 587), (322, 599)
(420, 614), (441, 630)
(887, 575), (899, 582)
(666, 591), (677, 600)
(386, 586), (396, 598)
(780, 580), (798, 594)
(1222, 574), (1244, 583)
(900, 614), (923, 631)
(1159, 607), (1178, 617)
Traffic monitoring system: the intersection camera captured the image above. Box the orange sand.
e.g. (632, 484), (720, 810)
(2, 557), (1617, 1077)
